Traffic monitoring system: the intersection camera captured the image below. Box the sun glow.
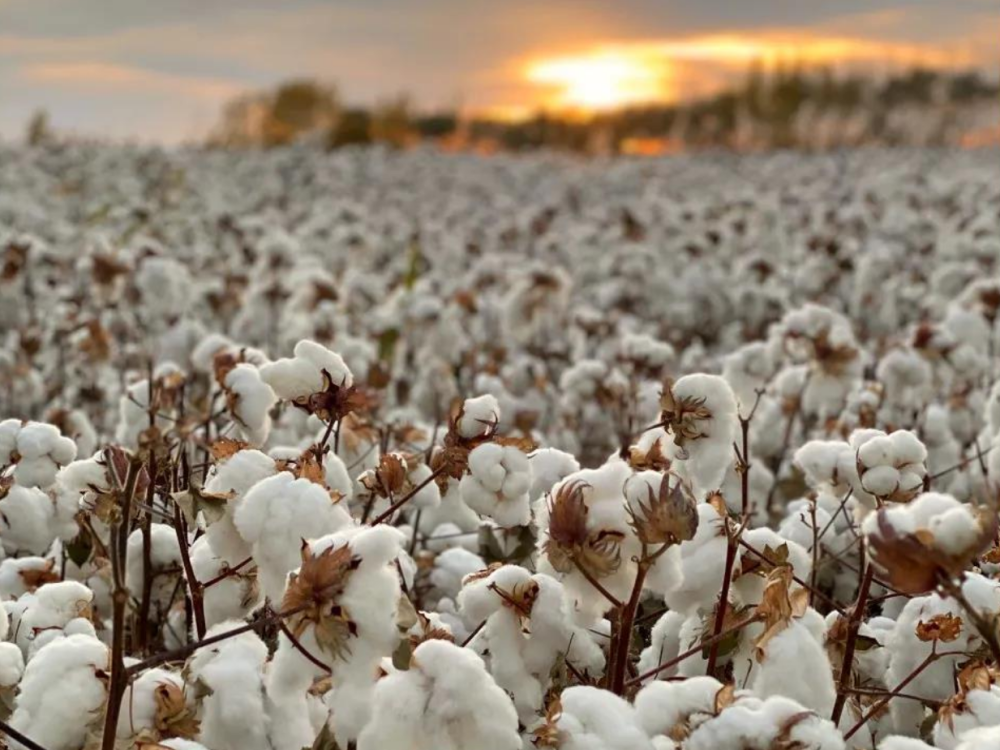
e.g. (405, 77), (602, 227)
(526, 53), (670, 111)
(522, 32), (962, 114)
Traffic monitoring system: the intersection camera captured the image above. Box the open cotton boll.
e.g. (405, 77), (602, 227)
(459, 443), (532, 527)
(0, 557), (59, 600)
(635, 676), (726, 744)
(15, 580), (94, 656)
(877, 739), (935, 750)
(455, 393), (501, 439)
(295, 525), (407, 745)
(187, 622), (271, 750)
(429, 547), (485, 602)
(202, 448), (277, 565)
(545, 685), (655, 750)
(223, 363), (276, 446)
(0, 639), (24, 693)
(750, 609), (836, 715)
(862, 492), (986, 560)
(636, 610), (685, 683)
(190, 536), (258, 626)
(954, 726), (1000, 750)
(536, 461), (638, 622)
(357, 639), (521, 750)
(932, 687), (1000, 750)
(9, 634), (108, 750)
(0, 483), (58, 555)
(663, 503), (729, 615)
(686, 694), (845, 750)
(125, 523), (182, 598)
(259, 339), (353, 401)
(457, 565), (605, 721)
(884, 575), (1000, 735)
(529, 447), (581, 502)
(0, 420), (77, 489)
(662, 374), (738, 494)
(115, 667), (191, 740)
(190, 333), (235, 373)
(234, 471), (353, 603)
(622, 471), (685, 596)
(322, 451), (354, 501)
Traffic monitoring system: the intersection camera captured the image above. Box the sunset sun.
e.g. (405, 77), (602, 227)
(526, 53), (670, 111)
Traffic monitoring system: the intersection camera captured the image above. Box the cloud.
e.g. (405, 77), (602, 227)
(19, 61), (241, 100)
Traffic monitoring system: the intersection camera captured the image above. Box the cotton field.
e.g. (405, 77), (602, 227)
(2, 142), (1000, 750)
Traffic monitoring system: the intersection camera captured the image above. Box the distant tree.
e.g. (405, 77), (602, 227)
(370, 96), (414, 148)
(209, 80), (339, 147)
(264, 80), (339, 146)
(329, 108), (373, 148)
(25, 109), (53, 147)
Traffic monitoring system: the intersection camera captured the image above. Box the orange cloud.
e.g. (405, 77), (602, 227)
(19, 62), (241, 100)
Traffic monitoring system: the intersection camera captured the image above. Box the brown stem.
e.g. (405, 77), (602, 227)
(626, 614), (762, 687)
(609, 548), (653, 695)
(705, 518), (740, 676)
(370, 466), (445, 525)
(125, 602), (312, 677)
(201, 556), (254, 589)
(843, 647), (963, 740)
(278, 620), (331, 673)
(100, 457), (142, 750)
(172, 501), (207, 640)
(830, 562), (875, 724)
(0, 718), (51, 750)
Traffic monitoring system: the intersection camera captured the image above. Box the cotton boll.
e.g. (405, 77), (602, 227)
(6, 421), (78, 489)
(357, 639), (521, 750)
(456, 394), (501, 439)
(635, 676), (726, 743)
(536, 461), (638, 622)
(429, 547), (485, 603)
(686, 694), (845, 750)
(187, 622), (271, 750)
(260, 339), (353, 401)
(15, 580), (94, 656)
(0, 556), (59, 599)
(190, 536), (258, 626)
(203, 449), (278, 565)
(0, 483), (58, 556)
(234, 471), (353, 603)
(9, 634), (109, 750)
(528, 447), (580, 502)
(459, 443), (532, 527)
(301, 525), (407, 745)
(663, 503), (729, 615)
(115, 667), (191, 740)
(125, 523), (182, 611)
(457, 565), (604, 721)
(665, 375), (739, 494)
(224, 363), (276, 446)
(750, 609), (836, 715)
(932, 687), (1000, 750)
(636, 610), (685, 683)
(547, 685), (655, 750)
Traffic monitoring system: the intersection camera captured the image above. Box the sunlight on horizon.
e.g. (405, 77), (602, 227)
(521, 31), (968, 114)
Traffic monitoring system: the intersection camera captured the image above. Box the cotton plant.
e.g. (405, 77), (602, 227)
(457, 563), (605, 721)
(0, 419), (78, 489)
(233, 470), (354, 603)
(8, 634), (109, 750)
(357, 639), (522, 750)
(280, 524), (408, 746)
(459, 442), (533, 527)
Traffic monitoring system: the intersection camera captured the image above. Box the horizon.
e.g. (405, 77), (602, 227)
(1, 0), (998, 144)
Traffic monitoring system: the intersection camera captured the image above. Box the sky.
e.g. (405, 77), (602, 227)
(0, 0), (997, 143)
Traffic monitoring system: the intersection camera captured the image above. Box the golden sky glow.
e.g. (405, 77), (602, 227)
(526, 53), (671, 111)
(520, 31), (972, 113)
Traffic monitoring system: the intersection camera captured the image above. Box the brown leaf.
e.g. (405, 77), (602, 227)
(915, 613), (963, 643)
(152, 682), (200, 739)
(209, 437), (250, 462)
